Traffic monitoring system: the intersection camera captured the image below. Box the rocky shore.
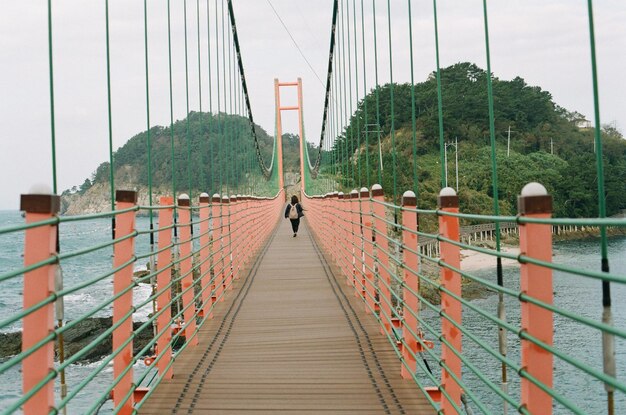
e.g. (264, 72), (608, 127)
(0, 317), (167, 364)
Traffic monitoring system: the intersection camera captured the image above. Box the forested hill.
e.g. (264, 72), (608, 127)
(64, 112), (315, 204)
(331, 62), (626, 218)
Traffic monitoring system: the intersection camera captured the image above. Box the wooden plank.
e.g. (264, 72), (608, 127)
(139, 218), (435, 414)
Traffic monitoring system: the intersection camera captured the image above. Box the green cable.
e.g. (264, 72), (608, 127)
(432, 0), (445, 188)
(385, 0), (397, 205)
(221, 0), (227, 194)
(167, 0), (176, 205)
(47, 0), (57, 194)
(482, 1), (508, 409)
(104, 0), (114, 214)
(215, 0), (222, 194)
(586, 2), (614, 413)
(352, 0), (361, 187)
(371, 0), (382, 185)
(407, 0), (418, 198)
(197, 0), (206, 192)
(345, 0), (355, 186)
(359, 0), (369, 188)
(184, 0), (192, 199)
(206, 0), (214, 194)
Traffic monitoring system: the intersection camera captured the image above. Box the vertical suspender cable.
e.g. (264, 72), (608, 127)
(481, 2), (508, 412)
(346, 0), (354, 186)
(352, 0), (361, 186)
(167, 0), (178, 238)
(197, 0), (206, 192)
(371, 0), (382, 185)
(221, 0), (227, 194)
(586, 2), (614, 414)
(206, 0), (214, 194)
(48, 1), (67, 410)
(385, 0), (397, 210)
(143, 0), (158, 356)
(184, 0), (192, 200)
(407, 0), (418, 198)
(105, 0), (115, 235)
(432, 0), (445, 188)
(215, 0), (222, 194)
(359, 0), (369, 188)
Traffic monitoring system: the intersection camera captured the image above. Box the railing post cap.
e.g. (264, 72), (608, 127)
(178, 193), (190, 207)
(439, 187), (457, 197)
(116, 190), (138, 204)
(371, 184), (383, 197)
(199, 192), (209, 198)
(518, 182), (552, 214)
(521, 182), (548, 197)
(402, 190), (417, 206)
(29, 183), (53, 194)
(21, 184), (60, 213)
(230, 195), (237, 202)
(222, 195), (230, 203)
(359, 187), (369, 198)
(338, 192), (344, 199)
(351, 189), (359, 199)
(212, 193), (221, 198)
(199, 192), (210, 203)
(438, 187), (458, 208)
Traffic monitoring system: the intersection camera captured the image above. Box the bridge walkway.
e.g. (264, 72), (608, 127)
(139, 217), (433, 414)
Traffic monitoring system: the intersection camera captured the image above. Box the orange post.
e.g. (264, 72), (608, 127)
(350, 190), (359, 289)
(371, 184), (391, 334)
(178, 194), (197, 346)
(199, 193), (212, 319)
(112, 190), (138, 414)
(339, 193), (351, 279)
(360, 188), (375, 313)
(518, 183), (554, 414)
(438, 188), (462, 413)
(156, 196), (174, 379)
(211, 194), (224, 302)
(231, 195), (239, 281)
(401, 191), (419, 379)
(21, 192), (60, 415)
(223, 196), (233, 291)
(297, 78), (305, 194)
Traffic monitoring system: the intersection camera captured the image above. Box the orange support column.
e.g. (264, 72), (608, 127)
(349, 190), (359, 289)
(438, 188), (462, 413)
(231, 195), (240, 280)
(156, 196), (173, 379)
(112, 190), (138, 414)
(211, 194), (224, 302)
(338, 192), (349, 279)
(371, 184), (391, 334)
(274, 78), (285, 190)
(361, 187), (375, 313)
(21, 191), (59, 415)
(401, 191), (419, 379)
(177, 194), (197, 346)
(199, 193), (212, 320)
(518, 182), (553, 414)
(223, 196), (233, 290)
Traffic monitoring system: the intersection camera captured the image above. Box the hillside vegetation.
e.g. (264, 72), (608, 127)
(329, 62), (626, 218)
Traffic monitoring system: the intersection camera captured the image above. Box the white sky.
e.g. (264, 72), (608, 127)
(0, 1), (624, 210)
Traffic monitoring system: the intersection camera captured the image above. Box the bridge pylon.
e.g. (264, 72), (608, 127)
(274, 78), (305, 195)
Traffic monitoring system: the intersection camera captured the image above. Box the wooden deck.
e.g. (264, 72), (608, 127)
(139, 217), (434, 414)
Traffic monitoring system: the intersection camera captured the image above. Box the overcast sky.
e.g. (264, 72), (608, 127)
(1, 1), (624, 210)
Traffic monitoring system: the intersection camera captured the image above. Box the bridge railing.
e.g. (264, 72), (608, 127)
(0, 189), (283, 415)
(304, 183), (626, 415)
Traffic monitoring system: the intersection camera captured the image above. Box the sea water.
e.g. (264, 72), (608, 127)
(0, 210), (624, 414)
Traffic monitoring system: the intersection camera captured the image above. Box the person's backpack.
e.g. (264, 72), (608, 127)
(288, 203), (299, 219)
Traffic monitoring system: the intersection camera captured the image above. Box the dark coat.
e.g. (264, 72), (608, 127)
(284, 203), (304, 219)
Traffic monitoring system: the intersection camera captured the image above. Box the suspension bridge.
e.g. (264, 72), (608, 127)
(1, 1), (625, 414)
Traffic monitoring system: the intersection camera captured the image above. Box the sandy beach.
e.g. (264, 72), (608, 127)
(460, 246), (520, 272)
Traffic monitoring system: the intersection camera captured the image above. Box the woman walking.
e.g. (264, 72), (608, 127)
(284, 195), (304, 237)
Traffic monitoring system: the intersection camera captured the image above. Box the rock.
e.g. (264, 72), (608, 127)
(0, 317), (157, 364)
(0, 332), (22, 359)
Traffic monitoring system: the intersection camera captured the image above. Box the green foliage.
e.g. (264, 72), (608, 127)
(328, 62), (626, 218)
(90, 112), (276, 195)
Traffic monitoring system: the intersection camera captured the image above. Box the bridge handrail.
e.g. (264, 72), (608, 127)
(0, 189), (284, 414)
(303, 183), (626, 414)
